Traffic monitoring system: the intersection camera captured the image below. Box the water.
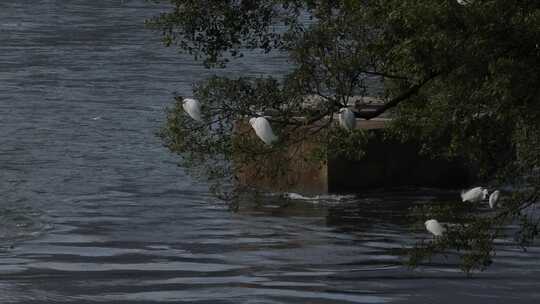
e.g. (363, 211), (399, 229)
(1, 1), (539, 303)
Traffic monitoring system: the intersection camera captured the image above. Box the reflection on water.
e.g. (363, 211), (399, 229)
(0, 1), (539, 303)
(2, 191), (538, 303)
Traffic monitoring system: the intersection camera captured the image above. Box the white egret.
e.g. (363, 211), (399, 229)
(489, 190), (500, 209)
(425, 219), (445, 237)
(249, 117), (278, 145)
(338, 108), (356, 131)
(457, 0), (474, 5)
(182, 98), (202, 122)
(461, 186), (488, 203)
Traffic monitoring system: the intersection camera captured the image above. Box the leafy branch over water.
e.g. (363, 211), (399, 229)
(149, 0), (540, 273)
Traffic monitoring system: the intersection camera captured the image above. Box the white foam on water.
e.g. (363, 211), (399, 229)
(283, 192), (356, 203)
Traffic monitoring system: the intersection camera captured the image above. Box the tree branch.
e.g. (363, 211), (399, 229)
(356, 72), (440, 120)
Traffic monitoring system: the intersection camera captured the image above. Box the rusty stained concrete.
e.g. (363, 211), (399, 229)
(235, 116), (474, 195)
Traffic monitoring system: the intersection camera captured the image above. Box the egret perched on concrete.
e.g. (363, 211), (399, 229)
(489, 190), (500, 209)
(338, 108), (356, 131)
(249, 117), (278, 145)
(182, 98), (202, 122)
(425, 219), (445, 237)
(461, 187), (488, 203)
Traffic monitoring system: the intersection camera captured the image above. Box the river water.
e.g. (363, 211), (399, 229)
(0, 1), (539, 303)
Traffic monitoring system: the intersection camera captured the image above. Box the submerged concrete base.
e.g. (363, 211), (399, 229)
(236, 118), (475, 195)
(327, 132), (475, 193)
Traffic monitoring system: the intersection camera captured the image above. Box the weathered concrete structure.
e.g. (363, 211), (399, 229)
(327, 122), (474, 193)
(236, 116), (475, 195)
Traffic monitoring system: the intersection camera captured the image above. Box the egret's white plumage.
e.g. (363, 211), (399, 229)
(457, 0), (474, 5)
(182, 98), (202, 121)
(249, 117), (278, 145)
(461, 187), (488, 203)
(425, 219), (445, 237)
(489, 190), (500, 209)
(338, 108), (356, 130)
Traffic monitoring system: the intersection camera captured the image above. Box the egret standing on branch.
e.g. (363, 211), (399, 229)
(249, 117), (278, 145)
(425, 219), (445, 237)
(461, 187), (488, 203)
(489, 190), (500, 209)
(338, 108), (356, 131)
(182, 98), (202, 122)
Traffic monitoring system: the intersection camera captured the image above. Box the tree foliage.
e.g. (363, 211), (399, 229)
(149, 0), (540, 273)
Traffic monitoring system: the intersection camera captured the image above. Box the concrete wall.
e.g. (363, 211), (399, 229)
(235, 119), (476, 194)
(328, 130), (475, 193)
(234, 121), (328, 195)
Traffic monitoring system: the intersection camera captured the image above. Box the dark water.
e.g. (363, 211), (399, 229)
(1, 1), (539, 303)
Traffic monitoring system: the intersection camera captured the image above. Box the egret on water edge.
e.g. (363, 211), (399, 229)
(461, 187), (488, 203)
(338, 108), (356, 131)
(489, 190), (500, 209)
(249, 117), (278, 145)
(425, 219), (445, 237)
(182, 98), (202, 122)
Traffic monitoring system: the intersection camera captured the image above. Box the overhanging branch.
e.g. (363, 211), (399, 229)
(356, 72), (440, 120)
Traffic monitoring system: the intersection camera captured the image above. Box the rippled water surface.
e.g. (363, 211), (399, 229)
(1, 1), (539, 303)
